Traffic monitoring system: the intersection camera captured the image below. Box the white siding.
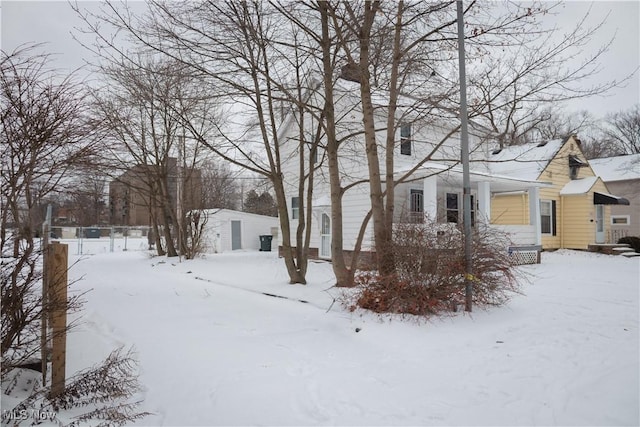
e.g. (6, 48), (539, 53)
(201, 209), (279, 253)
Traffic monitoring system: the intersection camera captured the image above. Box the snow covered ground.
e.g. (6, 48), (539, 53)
(9, 246), (640, 426)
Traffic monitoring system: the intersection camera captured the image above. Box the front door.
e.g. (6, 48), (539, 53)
(595, 205), (605, 244)
(231, 220), (242, 250)
(320, 213), (331, 258)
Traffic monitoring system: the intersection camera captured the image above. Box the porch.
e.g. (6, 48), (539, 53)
(394, 164), (548, 263)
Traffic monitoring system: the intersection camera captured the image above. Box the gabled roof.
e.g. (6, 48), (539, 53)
(485, 139), (565, 181)
(589, 154), (640, 182)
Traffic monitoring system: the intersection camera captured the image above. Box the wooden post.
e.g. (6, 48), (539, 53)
(48, 242), (68, 399)
(41, 224), (49, 386)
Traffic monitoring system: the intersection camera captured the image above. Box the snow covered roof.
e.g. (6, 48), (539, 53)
(589, 154), (640, 182)
(485, 139), (564, 181)
(559, 177), (598, 195)
(395, 160), (551, 192)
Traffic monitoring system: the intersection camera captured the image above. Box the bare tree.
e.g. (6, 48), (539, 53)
(599, 104), (640, 154)
(200, 160), (240, 210)
(470, 5), (629, 148)
(93, 58), (208, 258)
(75, 0), (323, 283)
(63, 170), (108, 226)
(1, 45), (92, 376)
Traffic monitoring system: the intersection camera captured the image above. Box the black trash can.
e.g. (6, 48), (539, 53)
(84, 228), (101, 238)
(259, 235), (273, 252)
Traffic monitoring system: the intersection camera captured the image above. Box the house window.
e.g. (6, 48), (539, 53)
(400, 123), (412, 155)
(309, 145), (317, 164)
(540, 200), (557, 235)
(410, 189), (423, 213)
(611, 215), (630, 225)
(470, 194), (476, 227)
(446, 192), (458, 223)
(445, 193), (476, 226)
(291, 196), (299, 220)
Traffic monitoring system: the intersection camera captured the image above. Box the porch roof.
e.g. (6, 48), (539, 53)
(396, 161), (552, 192)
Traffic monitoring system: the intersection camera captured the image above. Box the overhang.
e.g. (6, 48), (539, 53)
(593, 192), (630, 205)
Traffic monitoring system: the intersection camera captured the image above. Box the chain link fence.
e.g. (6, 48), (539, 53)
(49, 226), (152, 255)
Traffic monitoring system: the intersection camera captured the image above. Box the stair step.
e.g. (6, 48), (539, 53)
(621, 251), (640, 258)
(612, 247), (634, 253)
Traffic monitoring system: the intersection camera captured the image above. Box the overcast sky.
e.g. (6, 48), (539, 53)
(1, 1), (638, 120)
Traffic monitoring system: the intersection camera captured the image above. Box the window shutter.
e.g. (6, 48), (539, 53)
(551, 200), (557, 236)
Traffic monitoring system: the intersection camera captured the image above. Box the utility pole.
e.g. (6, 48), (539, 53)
(457, 0), (474, 312)
(177, 134), (184, 262)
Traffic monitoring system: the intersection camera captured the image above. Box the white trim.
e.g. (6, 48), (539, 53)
(540, 199), (554, 236)
(528, 187), (541, 245)
(611, 215), (630, 225)
(423, 175), (437, 220)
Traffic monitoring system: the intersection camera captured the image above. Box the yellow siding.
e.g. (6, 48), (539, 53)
(541, 220), (561, 250)
(491, 193), (528, 225)
(561, 194), (593, 249)
(538, 137), (595, 193)
(489, 137), (618, 249)
(535, 136), (618, 249)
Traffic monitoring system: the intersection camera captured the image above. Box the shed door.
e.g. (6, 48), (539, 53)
(231, 220), (242, 250)
(595, 205), (605, 244)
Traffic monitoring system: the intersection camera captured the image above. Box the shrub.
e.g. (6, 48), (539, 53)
(2, 347), (150, 426)
(348, 222), (524, 316)
(618, 236), (640, 253)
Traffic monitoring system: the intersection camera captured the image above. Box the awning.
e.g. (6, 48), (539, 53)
(593, 192), (630, 205)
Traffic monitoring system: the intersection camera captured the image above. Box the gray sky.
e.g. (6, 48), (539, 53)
(1, 0), (638, 119)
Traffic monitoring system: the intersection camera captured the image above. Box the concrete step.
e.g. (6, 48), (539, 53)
(612, 246), (635, 254)
(621, 251), (640, 258)
(588, 243), (632, 255)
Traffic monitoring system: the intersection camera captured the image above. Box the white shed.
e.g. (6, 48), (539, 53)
(200, 209), (279, 253)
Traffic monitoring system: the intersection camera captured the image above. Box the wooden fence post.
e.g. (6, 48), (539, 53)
(48, 242), (68, 399)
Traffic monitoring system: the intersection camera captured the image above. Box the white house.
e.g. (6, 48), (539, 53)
(276, 77), (548, 262)
(200, 209), (279, 253)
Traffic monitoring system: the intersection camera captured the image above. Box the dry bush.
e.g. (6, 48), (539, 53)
(348, 222), (524, 316)
(183, 210), (208, 259)
(3, 347), (150, 426)
(618, 236), (640, 252)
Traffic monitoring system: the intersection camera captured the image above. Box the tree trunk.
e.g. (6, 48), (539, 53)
(320, 1), (351, 287)
(272, 176), (306, 284)
(382, 1), (405, 274)
(359, 1), (395, 276)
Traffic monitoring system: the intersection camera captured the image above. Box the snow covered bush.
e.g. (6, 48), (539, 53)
(348, 222), (524, 316)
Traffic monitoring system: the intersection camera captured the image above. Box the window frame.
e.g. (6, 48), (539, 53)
(446, 192), (459, 223)
(611, 215), (630, 225)
(410, 189), (423, 213)
(291, 196), (300, 220)
(540, 199), (557, 236)
(400, 123), (412, 156)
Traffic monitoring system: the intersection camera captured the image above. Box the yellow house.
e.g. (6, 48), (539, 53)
(488, 135), (629, 250)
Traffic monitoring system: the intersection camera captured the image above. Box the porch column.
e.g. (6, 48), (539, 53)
(477, 181), (491, 225)
(528, 186), (542, 245)
(423, 175), (437, 222)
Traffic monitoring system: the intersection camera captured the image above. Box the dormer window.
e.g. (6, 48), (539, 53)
(400, 123), (412, 155)
(568, 155), (586, 180)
